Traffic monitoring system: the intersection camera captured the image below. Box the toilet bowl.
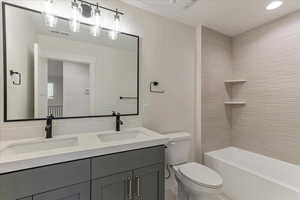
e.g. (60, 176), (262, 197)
(173, 162), (223, 200)
(165, 132), (223, 200)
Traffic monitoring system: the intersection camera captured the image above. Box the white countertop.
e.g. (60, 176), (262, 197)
(0, 127), (169, 174)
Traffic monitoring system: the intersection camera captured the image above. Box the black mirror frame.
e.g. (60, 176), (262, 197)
(2, 2), (140, 122)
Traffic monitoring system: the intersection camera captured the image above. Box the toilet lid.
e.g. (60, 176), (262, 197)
(178, 162), (223, 189)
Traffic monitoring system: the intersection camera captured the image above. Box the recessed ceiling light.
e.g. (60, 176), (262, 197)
(266, 1), (283, 10)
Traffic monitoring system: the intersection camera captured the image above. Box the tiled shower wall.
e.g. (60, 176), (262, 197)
(232, 10), (300, 165)
(202, 10), (300, 165)
(201, 27), (232, 154)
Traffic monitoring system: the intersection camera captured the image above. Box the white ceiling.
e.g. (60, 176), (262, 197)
(121, 0), (300, 36)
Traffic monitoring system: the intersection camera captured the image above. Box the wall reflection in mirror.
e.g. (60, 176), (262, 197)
(4, 4), (139, 121)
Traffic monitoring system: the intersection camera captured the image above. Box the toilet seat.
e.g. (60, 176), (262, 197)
(178, 162), (223, 189)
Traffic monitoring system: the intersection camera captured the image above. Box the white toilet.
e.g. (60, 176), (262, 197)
(166, 132), (223, 200)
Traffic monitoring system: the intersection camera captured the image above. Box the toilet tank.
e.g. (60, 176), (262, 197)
(165, 132), (191, 165)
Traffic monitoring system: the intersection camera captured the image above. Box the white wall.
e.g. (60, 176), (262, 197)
(63, 61), (90, 117)
(6, 5), (37, 120)
(38, 34), (137, 115)
(0, 2), (197, 200)
(0, 0), (197, 163)
(48, 59), (63, 107)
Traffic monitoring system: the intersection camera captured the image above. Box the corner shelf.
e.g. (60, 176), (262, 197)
(224, 79), (247, 106)
(224, 80), (247, 84)
(224, 101), (246, 105)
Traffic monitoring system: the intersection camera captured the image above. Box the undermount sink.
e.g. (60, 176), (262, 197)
(0, 137), (79, 157)
(98, 130), (149, 143)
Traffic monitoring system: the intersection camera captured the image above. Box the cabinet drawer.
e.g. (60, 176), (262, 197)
(0, 159), (90, 200)
(92, 146), (165, 179)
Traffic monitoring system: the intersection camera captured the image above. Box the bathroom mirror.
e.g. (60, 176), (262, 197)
(3, 3), (139, 121)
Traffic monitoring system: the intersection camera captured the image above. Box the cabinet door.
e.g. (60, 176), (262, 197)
(33, 182), (90, 200)
(92, 171), (132, 200)
(133, 164), (164, 200)
(0, 159), (90, 200)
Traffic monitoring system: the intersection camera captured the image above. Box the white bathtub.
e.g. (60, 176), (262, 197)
(204, 147), (300, 200)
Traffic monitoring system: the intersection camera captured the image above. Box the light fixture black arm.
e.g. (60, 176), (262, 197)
(76, 0), (124, 15)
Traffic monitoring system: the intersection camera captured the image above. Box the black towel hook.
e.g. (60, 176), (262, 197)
(10, 70), (21, 85)
(150, 81), (165, 93)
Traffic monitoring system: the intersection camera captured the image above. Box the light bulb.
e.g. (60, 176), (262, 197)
(109, 30), (118, 40)
(266, 1), (283, 10)
(114, 13), (120, 33)
(91, 26), (101, 37)
(90, 6), (102, 37)
(43, 0), (57, 28)
(94, 7), (101, 27)
(110, 11), (120, 40)
(69, 0), (82, 32)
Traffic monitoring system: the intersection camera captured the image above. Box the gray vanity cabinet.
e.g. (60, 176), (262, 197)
(0, 159), (90, 200)
(91, 165), (164, 200)
(133, 164), (164, 200)
(92, 171), (132, 200)
(33, 182), (90, 200)
(91, 146), (165, 200)
(0, 146), (165, 200)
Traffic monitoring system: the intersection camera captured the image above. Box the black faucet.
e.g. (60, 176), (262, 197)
(45, 114), (54, 139)
(112, 111), (123, 132)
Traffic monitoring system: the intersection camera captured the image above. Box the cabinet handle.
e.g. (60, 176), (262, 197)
(128, 177), (133, 200)
(135, 176), (141, 199)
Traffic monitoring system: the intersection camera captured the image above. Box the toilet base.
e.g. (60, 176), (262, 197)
(177, 190), (223, 200)
(187, 193), (224, 200)
(172, 164), (224, 200)
(176, 178), (223, 200)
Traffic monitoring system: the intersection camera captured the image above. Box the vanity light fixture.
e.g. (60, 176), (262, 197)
(266, 1), (283, 10)
(43, 0), (57, 28)
(42, 0), (124, 39)
(90, 3), (102, 37)
(69, 0), (82, 32)
(110, 10), (121, 40)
